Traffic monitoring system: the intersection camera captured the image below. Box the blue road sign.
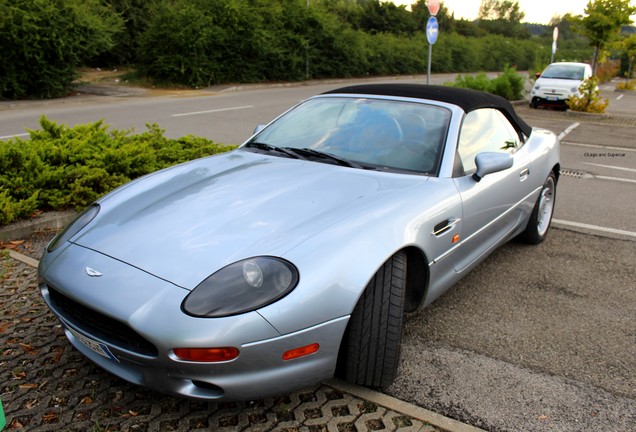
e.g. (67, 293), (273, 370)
(426, 17), (439, 45)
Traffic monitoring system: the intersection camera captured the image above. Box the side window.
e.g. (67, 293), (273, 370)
(457, 109), (519, 174)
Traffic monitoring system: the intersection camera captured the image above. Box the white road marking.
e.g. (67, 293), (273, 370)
(594, 175), (636, 184)
(561, 141), (636, 152)
(553, 219), (636, 238)
(617, 94), (624, 101)
(558, 123), (579, 140)
(0, 133), (29, 140)
(172, 105), (254, 117)
(582, 163), (636, 173)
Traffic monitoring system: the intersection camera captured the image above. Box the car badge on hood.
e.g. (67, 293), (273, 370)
(85, 267), (103, 277)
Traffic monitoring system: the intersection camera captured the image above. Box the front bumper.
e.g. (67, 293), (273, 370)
(530, 88), (578, 107)
(39, 244), (348, 400)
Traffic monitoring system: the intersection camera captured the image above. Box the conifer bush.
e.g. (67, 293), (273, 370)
(0, 117), (235, 225)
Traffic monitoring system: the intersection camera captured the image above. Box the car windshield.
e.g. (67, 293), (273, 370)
(541, 64), (585, 80)
(243, 97), (451, 175)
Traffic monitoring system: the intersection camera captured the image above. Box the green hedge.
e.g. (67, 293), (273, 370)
(0, 0), (123, 99)
(136, 1), (583, 87)
(3, 0), (596, 98)
(0, 117), (235, 225)
(445, 66), (526, 100)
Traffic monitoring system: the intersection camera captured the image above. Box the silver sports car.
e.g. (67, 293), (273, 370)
(39, 84), (560, 400)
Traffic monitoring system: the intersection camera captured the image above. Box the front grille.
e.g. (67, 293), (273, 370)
(47, 286), (158, 357)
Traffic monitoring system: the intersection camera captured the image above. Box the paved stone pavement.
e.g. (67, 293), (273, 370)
(1, 251), (474, 432)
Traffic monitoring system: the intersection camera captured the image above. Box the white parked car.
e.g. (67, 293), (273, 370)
(530, 62), (593, 109)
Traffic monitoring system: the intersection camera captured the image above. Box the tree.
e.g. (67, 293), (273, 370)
(478, 0), (525, 22)
(571, 0), (636, 74)
(477, 0), (529, 38)
(0, 0), (123, 99)
(617, 34), (636, 78)
(411, 0), (451, 28)
(94, 0), (160, 65)
(329, 0), (418, 35)
(549, 14), (578, 40)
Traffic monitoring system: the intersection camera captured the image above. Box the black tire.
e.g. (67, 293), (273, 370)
(520, 172), (557, 244)
(338, 251), (407, 388)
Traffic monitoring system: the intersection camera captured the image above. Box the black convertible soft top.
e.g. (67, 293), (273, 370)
(323, 84), (532, 138)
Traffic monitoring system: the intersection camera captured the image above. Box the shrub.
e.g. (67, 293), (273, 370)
(448, 72), (493, 92)
(445, 66), (525, 100)
(92, 0), (159, 66)
(0, 117), (235, 225)
(490, 66), (525, 100)
(0, 0), (124, 99)
(139, 0), (313, 86)
(566, 77), (609, 113)
(616, 79), (636, 90)
(595, 60), (620, 83)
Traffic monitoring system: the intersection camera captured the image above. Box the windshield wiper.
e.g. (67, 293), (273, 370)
(285, 147), (364, 169)
(244, 142), (306, 160)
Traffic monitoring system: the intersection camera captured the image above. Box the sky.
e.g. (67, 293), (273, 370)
(391, 0), (633, 25)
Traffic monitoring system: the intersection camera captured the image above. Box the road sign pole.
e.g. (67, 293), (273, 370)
(551, 27), (558, 63)
(425, 0), (440, 85)
(427, 44), (432, 85)
(425, 16), (439, 85)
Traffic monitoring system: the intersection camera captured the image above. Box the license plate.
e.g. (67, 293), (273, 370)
(547, 95), (559, 101)
(67, 326), (119, 362)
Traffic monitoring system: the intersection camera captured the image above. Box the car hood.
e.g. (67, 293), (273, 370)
(74, 150), (425, 289)
(536, 77), (582, 91)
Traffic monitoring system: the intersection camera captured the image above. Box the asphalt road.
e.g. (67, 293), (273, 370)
(0, 73), (489, 144)
(1, 74), (634, 239)
(1, 76), (634, 431)
(387, 229), (636, 431)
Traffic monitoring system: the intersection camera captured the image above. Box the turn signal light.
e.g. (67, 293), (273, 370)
(282, 343), (320, 361)
(173, 347), (239, 362)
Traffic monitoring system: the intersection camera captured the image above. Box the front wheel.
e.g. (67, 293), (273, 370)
(520, 172), (557, 244)
(338, 251), (406, 388)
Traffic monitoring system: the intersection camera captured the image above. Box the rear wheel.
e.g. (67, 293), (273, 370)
(338, 252), (406, 387)
(520, 172), (557, 244)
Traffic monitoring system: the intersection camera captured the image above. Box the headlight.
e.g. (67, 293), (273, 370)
(571, 87), (578, 93)
(182, 257), (299, 318)
(534, 85), (540, 90)
(47, 204), (100, 252)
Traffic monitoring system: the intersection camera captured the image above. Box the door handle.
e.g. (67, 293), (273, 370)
(519, 168), (530, 182)
(433, 218), (461, 236)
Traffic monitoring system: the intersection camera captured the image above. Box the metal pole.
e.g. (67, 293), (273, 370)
(427, 44), (432, 85)
(306, 0), (309, 80)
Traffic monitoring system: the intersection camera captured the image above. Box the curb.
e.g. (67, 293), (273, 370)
(0, 210), (76, 241)
(75, 84), (149, 97)
(6, 249), (39, 268)
(327, 379), (486, 432)
(216, 74), (427, 93)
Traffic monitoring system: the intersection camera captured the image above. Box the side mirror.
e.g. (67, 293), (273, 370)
(535, 72), (541, 79)
(473, 152), (513, 182)
(253, 124), (266, 134)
